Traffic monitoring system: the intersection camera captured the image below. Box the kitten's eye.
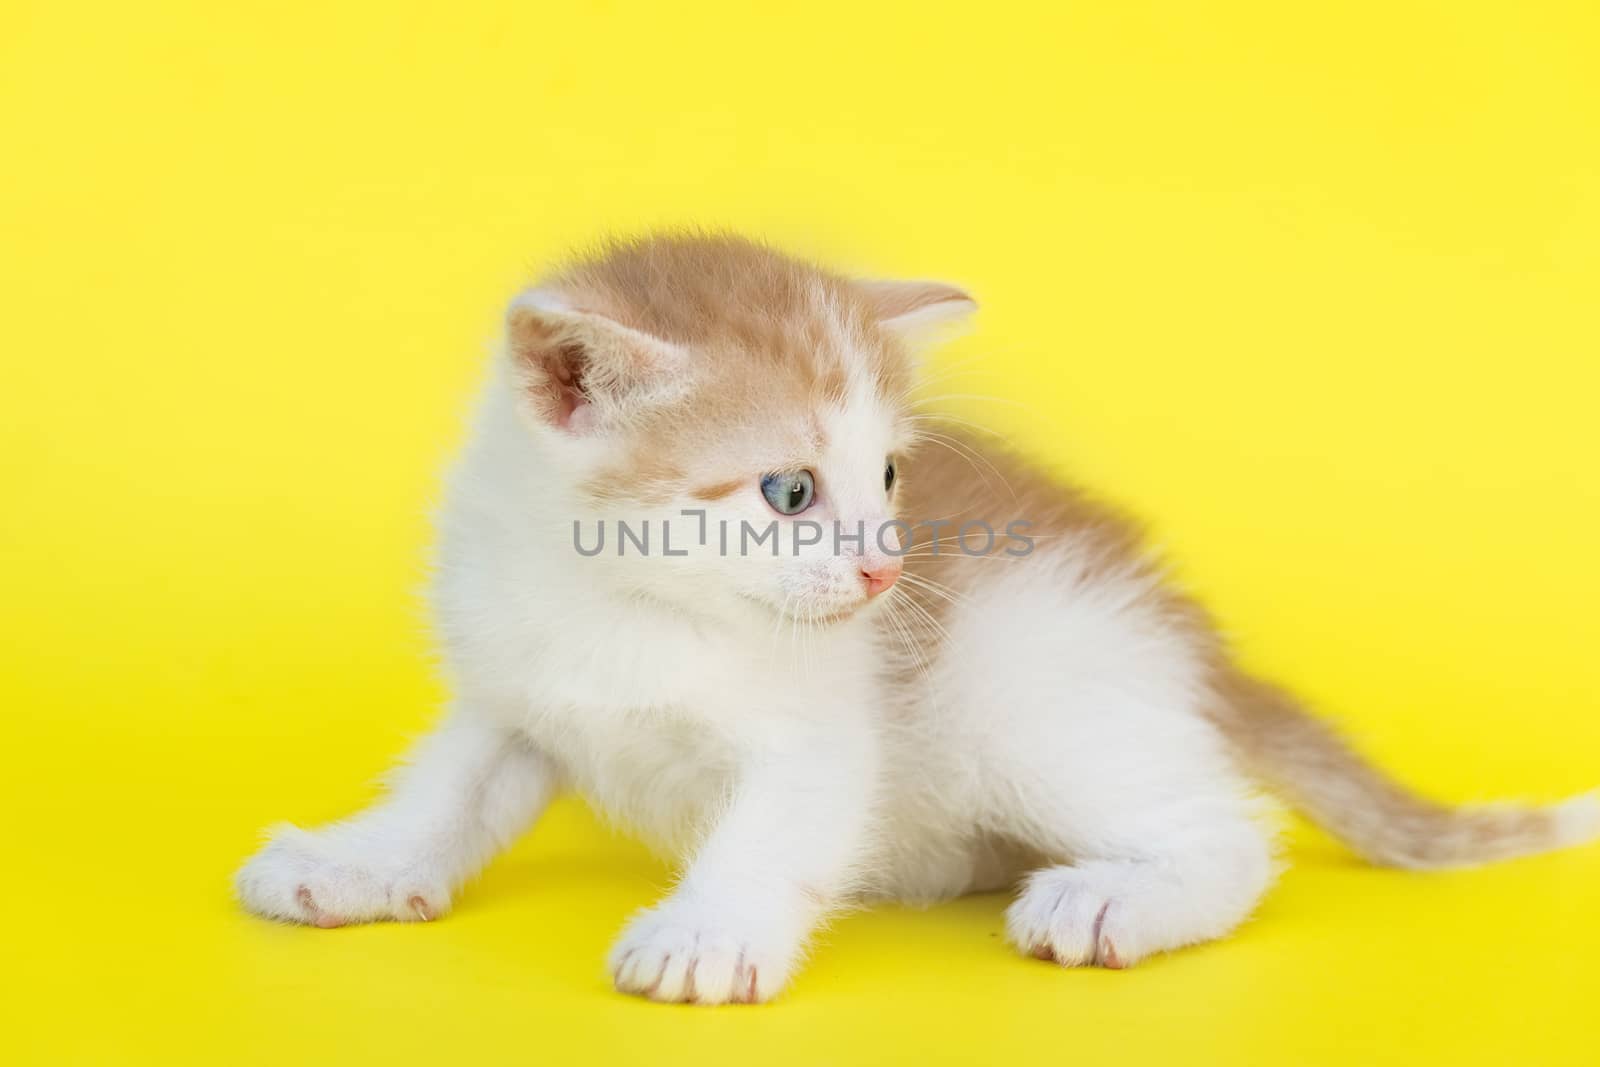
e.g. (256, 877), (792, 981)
(884, 460), (896, 493)
(760, 471), (815, 515)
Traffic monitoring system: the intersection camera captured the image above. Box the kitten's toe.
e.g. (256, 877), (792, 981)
(295, 884), (345, 928)
(608, 903), (794, 1005)
(236, 824), (452, 927)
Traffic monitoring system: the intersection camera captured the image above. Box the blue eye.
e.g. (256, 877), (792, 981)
(761, 471), (815, 515)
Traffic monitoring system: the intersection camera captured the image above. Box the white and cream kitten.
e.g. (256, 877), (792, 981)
(238, 234), (1597, 1003)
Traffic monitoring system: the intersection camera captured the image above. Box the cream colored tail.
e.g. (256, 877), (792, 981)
(1210, 673), (1599, 869)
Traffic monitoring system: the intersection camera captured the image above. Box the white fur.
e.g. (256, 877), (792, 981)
(237, 307), (1277, 1003)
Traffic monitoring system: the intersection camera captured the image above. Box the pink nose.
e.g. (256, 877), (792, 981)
(860, 560), (902, 597)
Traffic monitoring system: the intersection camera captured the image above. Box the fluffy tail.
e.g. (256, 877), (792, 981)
(1210, 673), (1599, 869)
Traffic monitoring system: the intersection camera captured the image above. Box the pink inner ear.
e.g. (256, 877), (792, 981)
(561, 389), (594, 433)
(551, 361), (592, 432)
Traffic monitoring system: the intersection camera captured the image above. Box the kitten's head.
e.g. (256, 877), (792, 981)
(505, 234), (973, 626)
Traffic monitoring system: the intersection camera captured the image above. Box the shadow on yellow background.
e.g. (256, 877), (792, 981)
(4, 2), (1597, 1063)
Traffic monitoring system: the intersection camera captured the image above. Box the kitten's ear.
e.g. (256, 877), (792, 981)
(506, 288), (689, 434)
(858, 280), (977, 348)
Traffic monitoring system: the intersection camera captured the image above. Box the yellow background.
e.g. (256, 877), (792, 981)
(4, 2), (1598, 1063)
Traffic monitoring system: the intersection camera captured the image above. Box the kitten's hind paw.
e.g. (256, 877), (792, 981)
(1006, 862), (1184, 969)
(1009, 840), (1270, 969)
(235, 824), (452, 928)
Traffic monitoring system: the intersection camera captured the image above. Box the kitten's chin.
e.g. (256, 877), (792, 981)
(740, 592), (868, 627)
(782, 600), (873, 627)
(803, 605), (862, 626)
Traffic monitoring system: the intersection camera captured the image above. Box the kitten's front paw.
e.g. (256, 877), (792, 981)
(608, 901), (799, 1005)
(235, 825), (451, 928)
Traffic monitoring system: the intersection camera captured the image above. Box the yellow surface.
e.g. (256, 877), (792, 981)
(4, 2), (1599, 1063)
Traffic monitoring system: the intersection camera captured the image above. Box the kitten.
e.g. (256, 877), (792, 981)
(237, 234), (1598, 1003)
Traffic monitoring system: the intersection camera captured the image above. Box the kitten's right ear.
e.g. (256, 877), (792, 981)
(506, 288), (688, 434)
(858, 279), (977, 349)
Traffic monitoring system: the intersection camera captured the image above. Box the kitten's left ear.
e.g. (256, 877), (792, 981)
(858, 280), (977, 348)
